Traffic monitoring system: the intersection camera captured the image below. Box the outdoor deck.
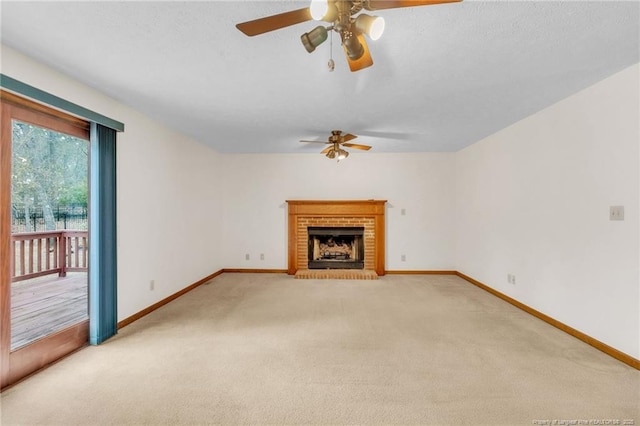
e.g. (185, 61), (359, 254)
(9, 230), (89, 350)
(11, 273), (88, 350)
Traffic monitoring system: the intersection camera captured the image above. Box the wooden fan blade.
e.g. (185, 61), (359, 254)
(300, 140), (329, 144)
(341, 133), (358, 142)
(342, 143), (372, 151)
(366, 0), (462, 11)
(344, 33), (373, 72)
(320, 146), (333, 154)
(236, 8), (312, 36)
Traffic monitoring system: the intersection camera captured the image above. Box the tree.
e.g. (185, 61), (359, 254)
(11, 120), (88, 231)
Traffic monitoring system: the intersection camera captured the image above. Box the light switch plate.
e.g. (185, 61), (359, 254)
(610, 206), (624, 221)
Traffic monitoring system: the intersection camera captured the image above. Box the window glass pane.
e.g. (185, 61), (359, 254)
(11, 120), (89, 350)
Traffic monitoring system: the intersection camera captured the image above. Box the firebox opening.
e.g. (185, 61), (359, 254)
(308, 227), (365, 270)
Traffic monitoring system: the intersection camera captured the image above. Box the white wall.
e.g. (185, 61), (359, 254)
(455, 64), (640, 358)
(4, 44), (638, 359)
(220, 152), (456, 271)
(1, 46), (226, 321)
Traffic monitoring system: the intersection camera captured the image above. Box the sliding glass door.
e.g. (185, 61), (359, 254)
(10, 119), (89, 350)
(1, 92), (90, 388)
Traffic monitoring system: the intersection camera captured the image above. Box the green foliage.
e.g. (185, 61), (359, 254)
(11, 121), (88, 218)
(58, 182), (88, 205)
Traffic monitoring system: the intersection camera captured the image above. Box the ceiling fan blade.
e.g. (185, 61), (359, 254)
(320, 146), (333, 154)
(341, 133), (358, 142)
(342, 143), (372, 151)
(236, 8), (312, 36)
(365, 0), (462, 11)
(344, 33), (373, 72)
(300, 140), (329, 144)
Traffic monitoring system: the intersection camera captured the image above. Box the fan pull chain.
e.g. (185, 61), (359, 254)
(328, 29), (335, 72)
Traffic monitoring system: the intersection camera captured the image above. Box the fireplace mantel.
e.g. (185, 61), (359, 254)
(286, 200), (386, 276)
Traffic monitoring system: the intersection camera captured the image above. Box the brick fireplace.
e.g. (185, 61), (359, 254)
(286, 200), (386, 277)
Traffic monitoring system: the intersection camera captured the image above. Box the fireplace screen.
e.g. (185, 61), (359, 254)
(308, 227), (364, 270)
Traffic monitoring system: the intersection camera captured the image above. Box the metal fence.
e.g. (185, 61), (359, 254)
(11, 205), (88, 233)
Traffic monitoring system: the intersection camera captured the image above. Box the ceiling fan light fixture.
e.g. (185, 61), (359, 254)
(337, 148), (349, 160)
(355, 14), (385, 41)
(326, 149), (337, 159)
(301, 26), (328, 53)
(341, 31), (364, 60)
(310, 0), (338, 22)
(310, 0), (328, 20)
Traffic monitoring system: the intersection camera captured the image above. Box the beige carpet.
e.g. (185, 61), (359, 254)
(1, 273), (638, 425)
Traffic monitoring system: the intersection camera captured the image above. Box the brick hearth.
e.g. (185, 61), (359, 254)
(286, 200), (386, 277)
(294, 269), (379, 280)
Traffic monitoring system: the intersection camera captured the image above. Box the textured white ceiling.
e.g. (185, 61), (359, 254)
(1, 1), (638, 153)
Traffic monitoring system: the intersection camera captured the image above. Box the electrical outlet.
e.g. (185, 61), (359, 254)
(260, 253), (264, 260)
(401, 254), (406, 262)
(245, 253), (250, 261)
(401, 208), (406, 216)
(610, 206), (625, 221)
(150, 280), (155, 291)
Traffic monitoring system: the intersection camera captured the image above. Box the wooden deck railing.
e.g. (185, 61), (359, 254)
(11, 230), (88, 283)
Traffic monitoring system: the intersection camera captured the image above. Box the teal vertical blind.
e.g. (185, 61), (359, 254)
(89, 123), (118, 344)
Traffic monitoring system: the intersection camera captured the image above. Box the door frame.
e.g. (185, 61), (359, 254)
(1, 91), (90, 389)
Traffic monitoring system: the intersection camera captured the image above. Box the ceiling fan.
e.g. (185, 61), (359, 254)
(301, 130), (371, 160)
(236, 0), (462, 72)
